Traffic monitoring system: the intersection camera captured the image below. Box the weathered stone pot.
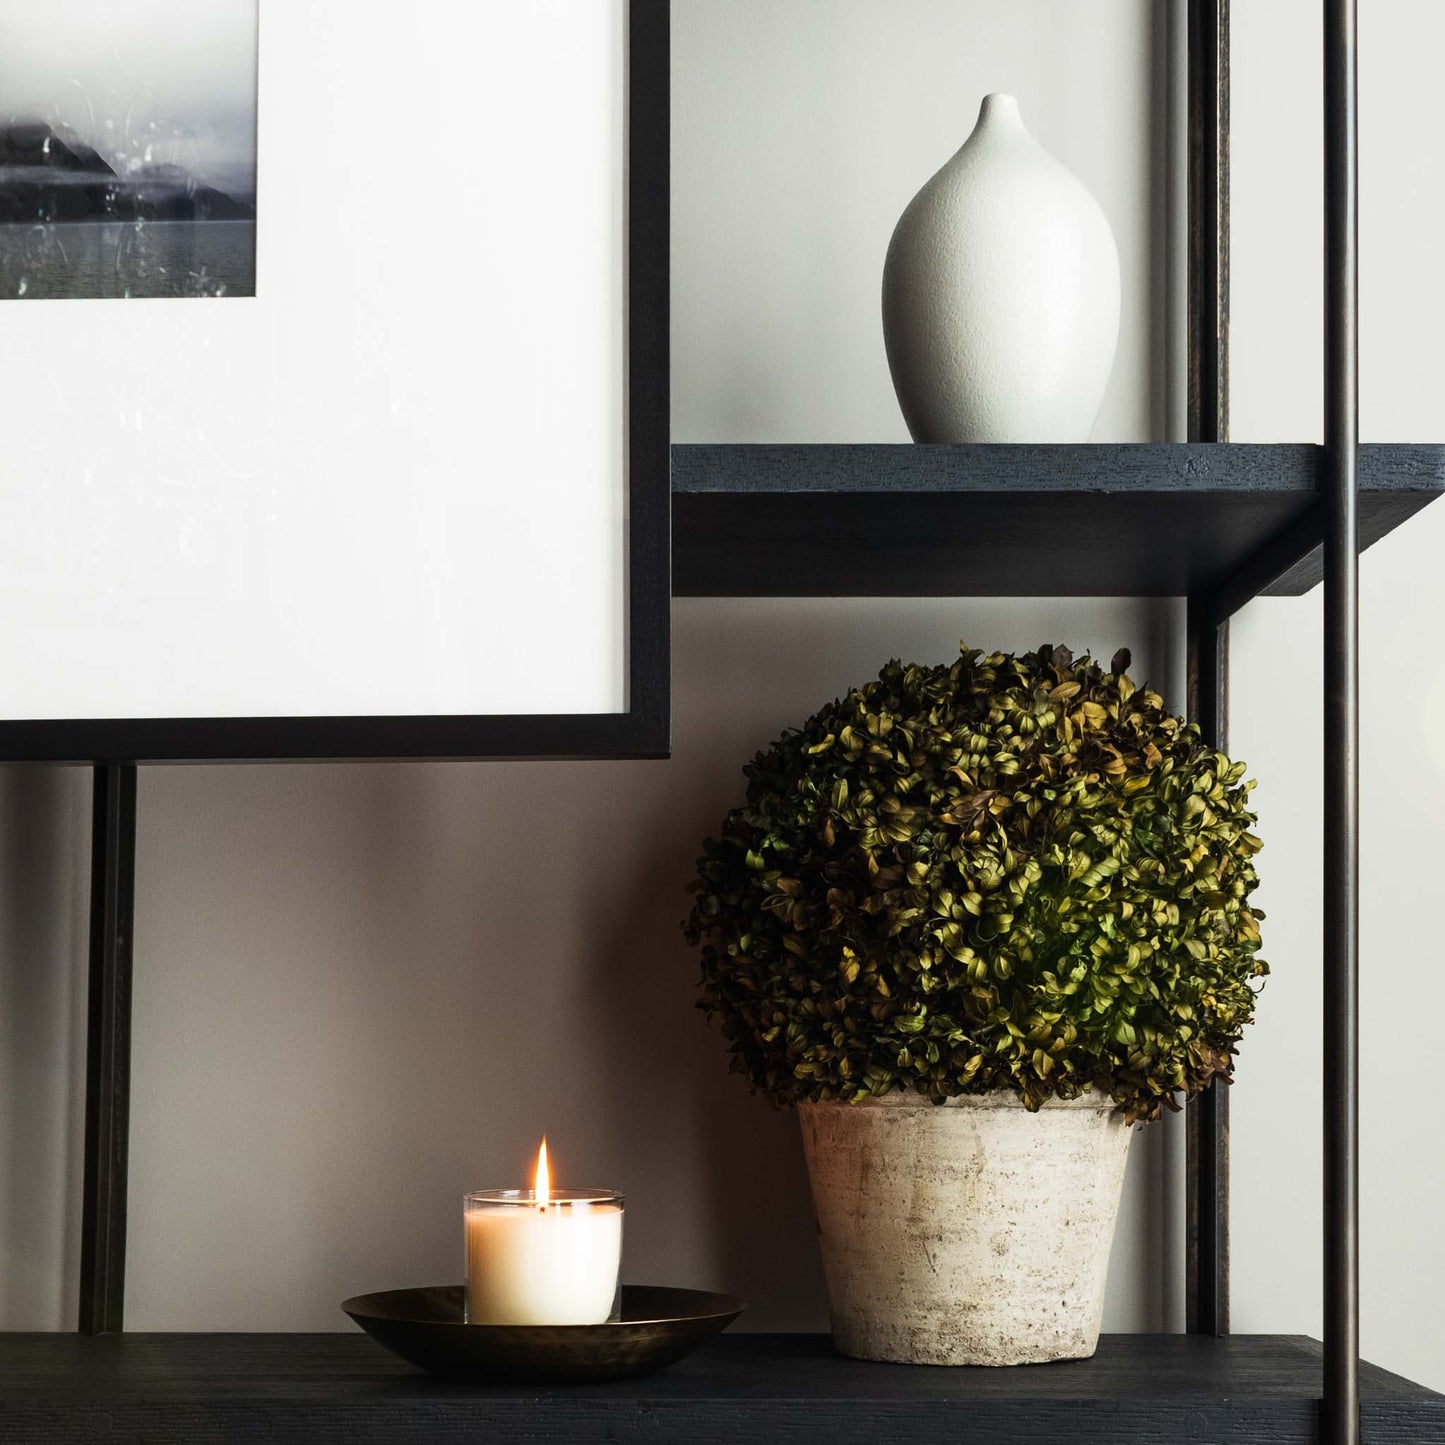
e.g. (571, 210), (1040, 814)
(798, 1092), (1131, 1366)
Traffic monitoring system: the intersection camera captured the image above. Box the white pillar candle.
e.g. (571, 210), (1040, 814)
(464, 1141), (624, 1326)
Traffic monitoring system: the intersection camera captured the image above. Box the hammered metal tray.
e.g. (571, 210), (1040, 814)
(342, 1284), (746, 1383)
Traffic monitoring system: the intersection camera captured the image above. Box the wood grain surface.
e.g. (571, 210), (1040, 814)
(1, 1331), (1441, 1444)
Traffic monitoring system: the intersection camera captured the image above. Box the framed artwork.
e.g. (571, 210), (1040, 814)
(0, 0), (669, 762)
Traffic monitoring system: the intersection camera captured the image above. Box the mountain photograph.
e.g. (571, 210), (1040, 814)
(0, 0), (258, 299)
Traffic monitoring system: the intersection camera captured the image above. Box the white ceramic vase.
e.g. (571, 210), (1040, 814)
(882, 94), (1121, 443)
(798, 1092), (1132, 1366)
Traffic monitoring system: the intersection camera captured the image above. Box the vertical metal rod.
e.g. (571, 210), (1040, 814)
(1185, 0), (1231, 1337)
(1322, 0), (1360, 1439)
(1187, 0), (1230, 445)
(1185, 603), (1230, 1336)
(79, 764), (137, 1335)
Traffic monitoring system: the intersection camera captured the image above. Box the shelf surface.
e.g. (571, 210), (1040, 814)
(671, 443), (1445, 601)
(2, 1330), (1442, 1444)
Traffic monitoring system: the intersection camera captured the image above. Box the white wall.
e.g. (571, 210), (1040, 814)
(0, 0), (1438, 1388)
(121, 598), (1180, 1334)
(672, 0), (1171, 444)
(0, 0), (1180, 1338)
(0, 768), (89, 1331)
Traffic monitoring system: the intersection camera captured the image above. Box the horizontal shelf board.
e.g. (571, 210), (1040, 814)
(2, 1331), (1441, 1444)
(671, 443), (1445, 600)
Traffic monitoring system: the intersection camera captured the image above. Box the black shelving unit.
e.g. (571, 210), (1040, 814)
(658, 2), (1435, 1441)
(3, 4), (1440, 1444)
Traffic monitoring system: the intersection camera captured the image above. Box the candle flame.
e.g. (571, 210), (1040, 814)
(534, 1138), (550, 1211)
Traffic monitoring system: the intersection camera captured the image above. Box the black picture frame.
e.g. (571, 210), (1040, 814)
(0, 0), (670, 765)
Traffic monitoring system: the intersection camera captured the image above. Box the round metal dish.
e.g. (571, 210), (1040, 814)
(342, 1284), (746, 1383)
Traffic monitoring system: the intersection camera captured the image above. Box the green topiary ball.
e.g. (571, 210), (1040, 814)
(684, 645), (1266, 1123)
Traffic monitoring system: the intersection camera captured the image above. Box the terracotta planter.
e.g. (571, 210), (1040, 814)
(798, 1092), (1131, 1366)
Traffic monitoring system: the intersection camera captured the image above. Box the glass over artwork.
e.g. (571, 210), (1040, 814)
(0, 0), (257, 300)
(0, 0), (657, 755)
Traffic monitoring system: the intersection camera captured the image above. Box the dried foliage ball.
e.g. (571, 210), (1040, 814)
(684, 646), (1266, 1123)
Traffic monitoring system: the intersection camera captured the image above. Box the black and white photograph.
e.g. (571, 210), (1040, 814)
(0, 0), (258, 299)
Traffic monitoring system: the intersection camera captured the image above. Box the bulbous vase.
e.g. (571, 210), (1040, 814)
(882, 93), (1121, 443)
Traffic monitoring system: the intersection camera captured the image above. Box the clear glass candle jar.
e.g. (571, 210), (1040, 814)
(464, 1188), (624, 1325)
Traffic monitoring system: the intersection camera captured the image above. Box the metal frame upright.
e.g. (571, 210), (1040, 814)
(1184, 0), (1231, 1343)
(1321, 4), (1360, 1441)
(1184, 2), (1362, 1440)
(78, 765), (136, 1336)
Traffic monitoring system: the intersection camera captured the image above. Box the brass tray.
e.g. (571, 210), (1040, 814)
(342, 1284), (745, 1383)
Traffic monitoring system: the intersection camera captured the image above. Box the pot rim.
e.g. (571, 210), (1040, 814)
(797, 1088), (1123, 1113)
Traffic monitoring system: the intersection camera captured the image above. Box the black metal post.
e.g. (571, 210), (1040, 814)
(1186, 604), (1230, 1337)
(79, 764), (137, 1335)
(1187, 0), (1229, 445)
(1322, 0), (1360, 1439)
(1185, 0), (1231, 1338)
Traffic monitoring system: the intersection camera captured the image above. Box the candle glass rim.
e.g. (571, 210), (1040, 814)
(465, 1187), (624, 1208)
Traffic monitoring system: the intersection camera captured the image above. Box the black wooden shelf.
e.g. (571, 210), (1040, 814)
(2, 1331), (1441, 1444)
(671, 443), (1445, 601)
